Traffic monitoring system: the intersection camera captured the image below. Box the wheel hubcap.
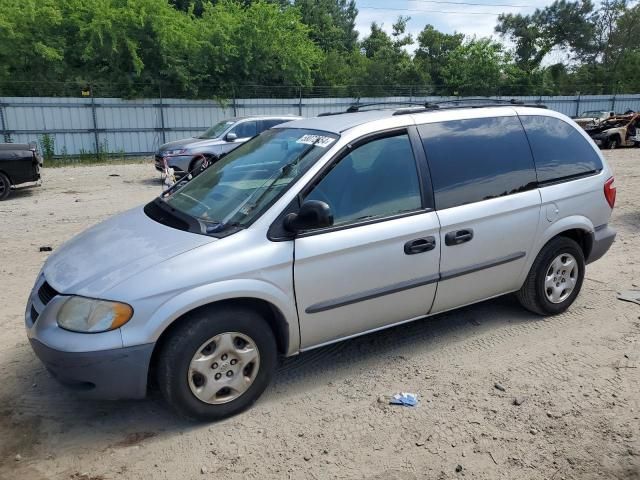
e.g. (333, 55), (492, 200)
(544, 253), (578, 304)
(188, 332), (260, 404)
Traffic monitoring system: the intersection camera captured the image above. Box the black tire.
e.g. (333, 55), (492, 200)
(157, 305), (277, 421)
(606, 136), (620, 149)
(189, 154), (216, 177)
(0, 172), (11, 200)
(189, 156), (205, 175)
(516, 236), (585, 316)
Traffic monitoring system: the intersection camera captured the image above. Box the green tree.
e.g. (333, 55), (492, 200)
(198, 0), (322, 92)
(440, 38), (515, 96)
(414, 25), (463, 90)
(357, 17), (429, 94)
(294, 0), (358, 53)
(495, 0), (595, 72)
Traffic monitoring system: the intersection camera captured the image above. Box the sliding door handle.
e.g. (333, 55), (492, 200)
(445, 229), (474, 246)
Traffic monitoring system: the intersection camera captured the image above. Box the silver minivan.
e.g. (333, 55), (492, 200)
(25, 102), (617, 420)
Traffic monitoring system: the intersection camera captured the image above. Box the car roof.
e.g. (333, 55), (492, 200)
(274, 105), (559, 134)
(0, 143), (32, 151)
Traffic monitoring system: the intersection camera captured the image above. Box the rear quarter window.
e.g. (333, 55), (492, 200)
(418, 116), (537, 210)
(519, 115), (603, 184)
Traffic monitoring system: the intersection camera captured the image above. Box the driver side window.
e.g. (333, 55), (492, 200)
(230, 121), (257, 139)
(304, 133), (422, 227)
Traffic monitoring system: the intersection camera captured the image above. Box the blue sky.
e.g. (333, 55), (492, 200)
(352, 0), (587, 60)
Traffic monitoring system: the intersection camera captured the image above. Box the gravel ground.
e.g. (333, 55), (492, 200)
(0, 151), (639, 480)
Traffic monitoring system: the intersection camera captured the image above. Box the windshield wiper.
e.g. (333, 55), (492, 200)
(235, 140), (321, 217)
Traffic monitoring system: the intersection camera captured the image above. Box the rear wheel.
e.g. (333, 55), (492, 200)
(0, 172), (11, 200)
(517, 237), (585, 315)
(157, 305), (277, 421)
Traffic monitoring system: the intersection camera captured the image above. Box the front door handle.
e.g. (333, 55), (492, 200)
(445, 229), (474, 246)
(404, 236), (436, 255)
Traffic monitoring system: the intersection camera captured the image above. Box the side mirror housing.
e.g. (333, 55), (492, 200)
(283, 200), (333, 233)
(226, 132), (238, 142)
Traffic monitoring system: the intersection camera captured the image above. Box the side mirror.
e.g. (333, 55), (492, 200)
(283, 200), (333, 233)
(226, 132), (238, 142)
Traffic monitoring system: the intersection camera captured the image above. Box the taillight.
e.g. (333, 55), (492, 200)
(604, 177), (616, 209)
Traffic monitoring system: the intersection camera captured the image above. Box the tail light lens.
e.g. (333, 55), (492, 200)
(604, 177), (616, 209)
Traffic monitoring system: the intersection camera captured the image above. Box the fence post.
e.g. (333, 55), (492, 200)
(158, 84), (166, 145)
(610, 93), (616, 112)
(89, 85), (99, 155)
(0, 103), (10, 143)
(575, 93), (581, 117)
(298, 86), (303, 117)
(232, 88), (238, 117)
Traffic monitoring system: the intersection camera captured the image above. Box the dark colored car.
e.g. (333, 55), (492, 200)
(0, 143), (43, 200)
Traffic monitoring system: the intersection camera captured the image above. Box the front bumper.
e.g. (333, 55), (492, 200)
(25, 275), (154, 400)
(29, 339), (154, 399)
(587, 225), (616, 264)
(155, 154), (191, 175)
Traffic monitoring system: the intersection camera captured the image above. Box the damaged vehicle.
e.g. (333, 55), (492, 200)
(0, 142), (43, 200)
(586, 113), (640, 149)
(572, 110), (615, 129)
(26, 104), (616, 421)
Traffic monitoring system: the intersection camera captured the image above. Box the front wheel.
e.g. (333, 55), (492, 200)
(0, 172), (11, 200)
(157, 306), (277, 421)
(516, 237), (585, 316)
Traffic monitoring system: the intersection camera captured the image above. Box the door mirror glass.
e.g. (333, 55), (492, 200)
(226, 132), (238, 142)
(284, 200), (333, 232)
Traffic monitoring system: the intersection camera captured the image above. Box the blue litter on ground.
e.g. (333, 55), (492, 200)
(389, 392), (418, 407)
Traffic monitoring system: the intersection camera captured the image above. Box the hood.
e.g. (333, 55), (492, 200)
(44, 207), (215, 296)
(157, 137), (225, 153)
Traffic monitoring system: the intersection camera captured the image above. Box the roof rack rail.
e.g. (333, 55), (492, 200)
(393, 99), (547, 116)
(345, 101), (425, 113)
(317, 98), (547, 117)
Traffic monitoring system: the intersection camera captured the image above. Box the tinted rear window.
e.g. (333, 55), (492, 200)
(419, 116), (537, 210)
(520, 115), (602, 184)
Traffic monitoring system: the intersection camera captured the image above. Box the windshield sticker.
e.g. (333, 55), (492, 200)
(296, 134), (334, 148)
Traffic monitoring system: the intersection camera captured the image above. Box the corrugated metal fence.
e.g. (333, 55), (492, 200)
(1, 94), (639, 156)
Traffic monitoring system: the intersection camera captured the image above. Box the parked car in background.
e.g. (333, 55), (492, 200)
(585, 113), (640, 149)
(155, 115), (302, 176)
(0, 143), (43, 200)
(26, 101), (616, 421)
(572, 110), (615, 129)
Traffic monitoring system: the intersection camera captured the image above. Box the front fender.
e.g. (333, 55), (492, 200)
(518, 215), (595, 286)
(120, 279), (300, 355)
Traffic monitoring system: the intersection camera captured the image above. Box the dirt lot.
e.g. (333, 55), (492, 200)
(0, 151), (639, 480)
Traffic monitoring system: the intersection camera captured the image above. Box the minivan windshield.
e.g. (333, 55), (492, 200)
(198, 120), (235, 139)
(163, 128), (338, 231)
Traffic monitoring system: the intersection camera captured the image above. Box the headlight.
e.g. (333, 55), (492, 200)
(57, 297), (133, 333)
(165, 149), (189, 156)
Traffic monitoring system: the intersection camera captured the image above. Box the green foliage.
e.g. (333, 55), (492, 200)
(0, 0), (638, 98)
(414, 25), (463, 92)
(440, 38), (509, 96)
(39, 134), (55, 162)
